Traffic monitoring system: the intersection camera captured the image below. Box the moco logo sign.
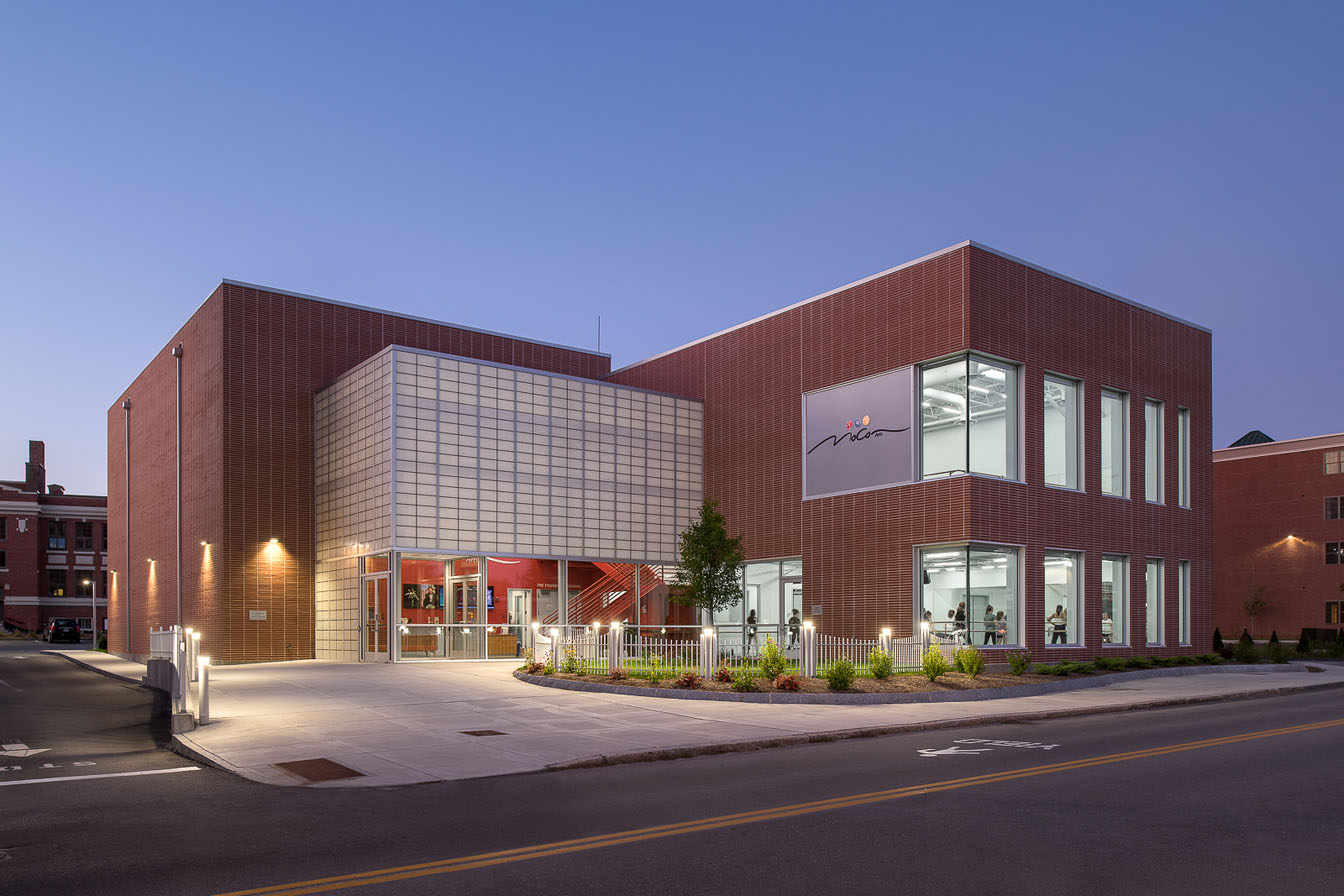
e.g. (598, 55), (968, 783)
(802, 367), (914, 500)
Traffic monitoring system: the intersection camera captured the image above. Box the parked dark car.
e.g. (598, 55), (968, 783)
(43, 618), (82, 643)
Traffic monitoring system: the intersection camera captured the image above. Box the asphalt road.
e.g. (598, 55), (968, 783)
(3, 645), (1342, 895)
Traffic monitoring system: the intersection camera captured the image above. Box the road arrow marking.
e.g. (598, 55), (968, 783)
(917, 745), (992, 757)
(0, 744), (51, 758)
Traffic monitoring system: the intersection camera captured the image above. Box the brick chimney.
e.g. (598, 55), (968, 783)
(24, 440), (45, 494)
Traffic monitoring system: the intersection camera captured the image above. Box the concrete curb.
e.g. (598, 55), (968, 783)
(547, 676), (1344, 771)
(514, 662), (1320, 705)
(43, 648), (148, 687)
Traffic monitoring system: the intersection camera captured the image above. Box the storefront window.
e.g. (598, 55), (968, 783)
(921, 356), (1018, 481)
(1044, 551), (1081, 646)
(1101, 555), (1127, 645)
(1043, 376), (1081, 490)
(1146, 558), (1164, 645)
(919, 545), (1019, 646)
(1100, 390), (1127, 498)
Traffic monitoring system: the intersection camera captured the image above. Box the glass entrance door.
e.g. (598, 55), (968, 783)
(364, 575), (389, 661)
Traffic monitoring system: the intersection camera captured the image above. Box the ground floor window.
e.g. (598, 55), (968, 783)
(1178, 560), (1191, 645)
(919, 544), (1020, 646)
(1101, 555), (1128, 645)
(1044, 551), (1082, 646)
(1146, 558), (1164, 646)
(713, 558), (804, 652)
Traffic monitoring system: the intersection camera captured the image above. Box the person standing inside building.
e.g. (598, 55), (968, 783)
(1048, 605), (1068, 644)
(982, 604), (996, 645)
(746, 610), (758, 652)
(787, 609), (801, 648)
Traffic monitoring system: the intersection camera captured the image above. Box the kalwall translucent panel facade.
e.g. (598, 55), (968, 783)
(314, 346), (704, 658)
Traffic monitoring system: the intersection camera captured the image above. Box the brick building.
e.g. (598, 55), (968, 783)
(108, 241), (1212, 663)
(1, 440), (108, 635)
(1212, 431), (1344, 641)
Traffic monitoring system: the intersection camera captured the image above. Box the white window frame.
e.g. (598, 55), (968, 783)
(1100, 389), (1128, 499)
(1043, 374), (1083, 492)
(1144, 399), (1164, 504)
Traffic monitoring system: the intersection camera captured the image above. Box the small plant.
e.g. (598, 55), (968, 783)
(1265, 640), (1291, 664)
(955, 645), (985, 679)
(560, 644), (581, 674)
(1006, 649), (1032, 676)
(774, 673), (801, 691)
(731, 668), (758, 692)
(921, 644), (950, 682)
(1233, 636), (1260, 664)
(1212, 627), (1224, 652)
(522, 661), (546, 675)
(644, 654), (665, 683)
(714, 665), (734, 683)
(1268, 630), (1280, 645)
(759, 638), (788, 678)
(869, 648), (894, 680)
(608, 668), (629, 681)
(673, 671), (703, 689)
(1092, 655), (1126, 671)
(1125, 656), (1153, 669)
(1194, 653), (1222, 664)
(825, 658), (857, 690)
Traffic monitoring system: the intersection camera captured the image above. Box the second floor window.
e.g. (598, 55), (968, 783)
(1327, 497), (1341, 520)
(48, 520), (66, 550)
(75, 521), (94, 551)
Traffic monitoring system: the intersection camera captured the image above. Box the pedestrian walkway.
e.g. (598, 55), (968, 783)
(47, 649), (1344, 788)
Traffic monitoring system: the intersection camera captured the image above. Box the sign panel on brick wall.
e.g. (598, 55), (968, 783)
(802, 367), (915, 500)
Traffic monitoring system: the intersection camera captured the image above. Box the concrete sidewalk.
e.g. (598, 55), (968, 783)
(48, 649), (1344, 788)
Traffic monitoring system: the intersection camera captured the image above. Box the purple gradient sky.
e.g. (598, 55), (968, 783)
(3, 1), (1341, 495)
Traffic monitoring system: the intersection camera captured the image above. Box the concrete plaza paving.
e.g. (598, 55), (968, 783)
(50, 649), (1344, 788)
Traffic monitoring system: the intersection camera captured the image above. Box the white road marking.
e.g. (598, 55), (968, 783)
(917, 745), (992, 757)
(0, 677), (22, 692)
(0, 766), (201, 787)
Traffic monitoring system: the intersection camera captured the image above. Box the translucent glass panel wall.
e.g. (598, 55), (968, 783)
(1145, 400), (1164, 503)
(1044, 550), (1081, 645)
(1100, 390), (1127, 497)
(314, 352), (394, 659)
(921, 356), (1017, 480)
(387, 349), (702, 562)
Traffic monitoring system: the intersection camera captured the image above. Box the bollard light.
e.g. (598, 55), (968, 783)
(197, 657), (211, 725)
(550, 628), (559, 639)
(881, 628), (892, 638)
(803, 619), (813, 630)
(703, 627), (714, 637)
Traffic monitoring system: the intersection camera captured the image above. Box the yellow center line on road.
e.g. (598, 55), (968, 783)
(215, 717), (1344, 896)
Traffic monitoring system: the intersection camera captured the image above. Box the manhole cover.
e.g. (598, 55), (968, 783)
(461, 729), (508, 737)
(273, 758), (365, 783)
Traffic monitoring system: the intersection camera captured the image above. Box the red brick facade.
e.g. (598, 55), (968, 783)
(1212, 433), (1344, 641)
(609, 243), (1213, 655)
(107, 282), (610, 662)
(1, 440), (108, 634)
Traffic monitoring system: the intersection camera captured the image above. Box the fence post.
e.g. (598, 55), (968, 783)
(549, 628), (560, 669)
(608, 622), (622, 672)
(802, 621), (816, 677)
(700, 627), (717, 678)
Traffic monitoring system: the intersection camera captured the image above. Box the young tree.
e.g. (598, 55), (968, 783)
(671, 500), (745, 616)
(1244, 585), (1268, 639)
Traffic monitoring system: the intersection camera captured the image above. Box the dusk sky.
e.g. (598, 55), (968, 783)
(3, 1), (1340, 496)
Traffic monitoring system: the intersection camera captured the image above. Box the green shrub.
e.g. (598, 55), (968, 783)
(921, 645), (950, 682)
(1150, 656), (1180, 668)
(1006, 649), (1032, 676)
(1238, 629), (1254, 646)
(1212, 627), (1224, 651)
(1269, 630), (1280, 645)
(1093, 655), (1126, 672)
(955, 645), (985, 678)
(644, 654), (665, 683)
(1037, 661), (1094, 676)
(1125, 656), (1153, 669)
(826, 658), (857, 691)
(759, 638), (788, 679)
(1194, 653), (1222, 664)
(774, 673), (801, 691)
(1265, 641), (1291, 664)
(560, 645), (580, 674)
(1233, 638), (1260, 664)
(731, 668), (758, 692)
(97, 634), (107, 650)
(869, 648), (894, 680)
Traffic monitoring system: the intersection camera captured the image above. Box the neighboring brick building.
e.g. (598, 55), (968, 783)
(0, 441), (108, 635)
(109, 241), (1213, 664)
(1212, 431), (1344, 641)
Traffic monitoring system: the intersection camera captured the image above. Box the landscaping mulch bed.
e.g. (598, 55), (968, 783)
(542, 670), (1065, 694)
